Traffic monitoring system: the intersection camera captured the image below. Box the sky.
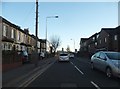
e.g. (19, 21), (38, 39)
(1, 1), (119, 52)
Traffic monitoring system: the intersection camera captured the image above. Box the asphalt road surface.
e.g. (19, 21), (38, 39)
(25, 57), (120, 88)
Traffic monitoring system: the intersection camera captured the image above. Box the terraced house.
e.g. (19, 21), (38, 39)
(1, 17), (34, 53)
(79, 26), (120, 57)
(1, 16), (46, 71)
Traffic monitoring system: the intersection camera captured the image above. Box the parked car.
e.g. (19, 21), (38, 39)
(20, 50), (29, 64)
(40, 52), (45, 59)
(91, 51), (120, 78)
(59, 53), (69, 62)
(69, 53), (74, 58)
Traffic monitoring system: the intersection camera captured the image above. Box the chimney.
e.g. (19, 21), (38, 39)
(24, 28), (29, 34)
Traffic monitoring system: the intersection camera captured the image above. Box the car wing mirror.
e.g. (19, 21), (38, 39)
(103, 58), (107, 61)
(101, 57), (107, 61)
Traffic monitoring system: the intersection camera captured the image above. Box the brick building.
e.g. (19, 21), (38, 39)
(1, 16), (47, 71)
(79, 26), (120, 57)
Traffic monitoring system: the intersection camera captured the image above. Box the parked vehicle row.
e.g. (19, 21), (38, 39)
(58, 51), (120, 79)
(19, 51), (46, 64)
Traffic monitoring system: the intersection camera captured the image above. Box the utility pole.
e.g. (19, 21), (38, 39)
(35, 0), (38, 52)
(35, 0), (38, 67)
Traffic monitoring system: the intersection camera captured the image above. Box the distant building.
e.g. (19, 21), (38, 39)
(39, 39), (46, 53)
(79, 26), (120, 57)
(79, 38), (88, 52)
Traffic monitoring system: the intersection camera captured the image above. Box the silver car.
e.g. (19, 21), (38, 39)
(59, 53), (69, 62)
(91, 51), (120, 78)
(69, 53), (74, 58)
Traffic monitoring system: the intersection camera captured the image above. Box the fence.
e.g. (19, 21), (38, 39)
(2, 50), (21, 64)
(2, 50), (22, 72)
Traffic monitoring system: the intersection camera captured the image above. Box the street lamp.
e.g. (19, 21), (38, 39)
(71, 39), (75, 52)
(46, 15), (59, 52)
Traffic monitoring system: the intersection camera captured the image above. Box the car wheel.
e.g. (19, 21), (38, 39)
(106, 68), (112, 78)
(91, 62), (94, 70)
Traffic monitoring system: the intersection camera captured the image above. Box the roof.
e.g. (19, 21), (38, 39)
(115, 25), (120, 34)
(87, 32), (100, 40)
(80, 38), (88, 43)
(101, 28), (116, 35)
(1, 16), (33, 37)
(1, 16), (21, 29)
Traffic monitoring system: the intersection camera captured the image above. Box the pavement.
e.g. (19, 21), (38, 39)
(2, 57), (57, 88)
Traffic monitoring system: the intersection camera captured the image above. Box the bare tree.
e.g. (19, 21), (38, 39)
(66, 45), (70, 52)
(50, 35), (61, 54)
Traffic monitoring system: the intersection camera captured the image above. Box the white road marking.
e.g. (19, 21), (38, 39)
(18, 61), (55, 88)
(91, 81), (100, 89)
(74, 66), (84, 75)
(70, 62), (84, 75)
(70, 61), (74, 65)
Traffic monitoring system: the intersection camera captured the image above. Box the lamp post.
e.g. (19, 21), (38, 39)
(71, 39), (75, 52)
(46, 15), (58, 52)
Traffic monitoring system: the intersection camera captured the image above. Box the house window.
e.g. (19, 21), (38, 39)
(92, 37), (95, 41)
(95, 42), (97, 46)
(3, 25), (7, 36)
(14, 29), (16, 40)
(105, 38), (107, 43)
(18, 31), (21, 41)
(8, 44), (12, 50)
(84, 42), (86, 46)
(97, 34), (99, 38)
(3, 43), (7, 50)
(114, 35), (117, 41)
(89, 45), (90, 48)
(19, 32), (21, 41)
(24, 34), (25, 43)
(100, 40), (101, 44)
(11, 29), (14, 38)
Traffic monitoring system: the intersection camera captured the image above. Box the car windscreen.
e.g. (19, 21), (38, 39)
(105, 52), (120, 60)
(60, 54), (68, 56)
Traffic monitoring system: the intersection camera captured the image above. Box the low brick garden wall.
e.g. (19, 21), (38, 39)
(2, 50), (22, 72)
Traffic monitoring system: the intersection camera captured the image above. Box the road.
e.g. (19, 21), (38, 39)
(24, 57), (120, 88)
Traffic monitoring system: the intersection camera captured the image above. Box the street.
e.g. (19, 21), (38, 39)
(1, 2), (120, 89)
(24, 57), (120, 88)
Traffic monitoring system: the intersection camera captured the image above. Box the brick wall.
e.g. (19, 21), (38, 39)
(2, 50), (22, 72)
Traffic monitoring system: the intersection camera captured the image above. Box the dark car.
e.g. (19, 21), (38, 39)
(20, 51), (29, 64)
